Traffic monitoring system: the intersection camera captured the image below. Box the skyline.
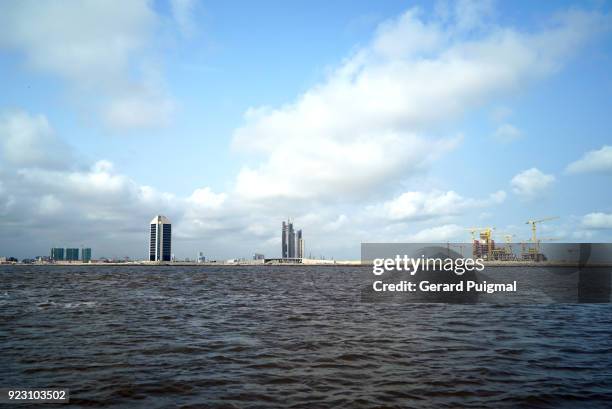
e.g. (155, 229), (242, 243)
(1, 0), (612, 260)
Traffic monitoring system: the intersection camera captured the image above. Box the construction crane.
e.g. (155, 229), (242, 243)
(525, 217), (559, 260)
(466, 227), (495, 241)
(526, 217), (558, 244)
(466, 227), (496, 259)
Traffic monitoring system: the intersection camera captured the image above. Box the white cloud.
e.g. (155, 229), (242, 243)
(324, 214), (348, 232)
(511, 168), (555, 199)
(0, 0), (175, 130)
(38, 195), (63, 216)
(232, 7), (606, 201)
(104, 94), (176, 130)
(566, 145), (612, 174)
(583, 212), (612, 229)
(1, 4), (611, 258)
(0, 111), (71, 169)
(383, 189), (505, 221)
(493, 123), (522, 143)
(407, 224), (465, 242)
(188, 187), (227, 209)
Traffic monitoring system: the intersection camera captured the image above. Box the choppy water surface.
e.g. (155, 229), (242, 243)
(1, 265), (612, 408)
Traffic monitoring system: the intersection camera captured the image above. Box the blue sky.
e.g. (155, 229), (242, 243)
(1, 0), (611, 260)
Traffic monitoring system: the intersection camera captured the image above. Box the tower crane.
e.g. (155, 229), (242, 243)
(525, 217), (559, 259)
(466, 227), (496, 259)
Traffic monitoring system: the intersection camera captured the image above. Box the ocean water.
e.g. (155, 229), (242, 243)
(1, 265), (612, 408)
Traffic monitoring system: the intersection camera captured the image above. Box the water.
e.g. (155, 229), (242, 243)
(1, 265), (612, 408)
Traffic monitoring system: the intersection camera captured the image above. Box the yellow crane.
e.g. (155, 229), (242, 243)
(466, 227), (496, 259)
(526, 217), (558, 243)
(525, 217), (559, 259)
(466, 227), (495, 241)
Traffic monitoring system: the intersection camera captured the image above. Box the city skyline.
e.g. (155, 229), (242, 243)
(1, 1), (612, 260)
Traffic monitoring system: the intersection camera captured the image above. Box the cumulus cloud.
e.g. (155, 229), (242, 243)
(566, 145), (612, 174)
(511, 168), (555, 199)
(1, 4), (610, 258)
(492, 123), (522, 143)
(383, 189), (505, 221)
(0, 111), (73, 169)
(0, 110), (230, 257)
(232, 6), (607, 201)
(582, 212), (612, 229)
(0, 0), (175, 130)
(104, 93), (176, 130)
(407, 224), (465, 242)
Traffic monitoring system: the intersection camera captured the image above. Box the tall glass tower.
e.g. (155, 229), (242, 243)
(282, 221), (288, 258)
(297, 229), (304, 259)
(150, 215), (172, 262)
(282, 219), (300, 258)
(288, 221), (295, 258)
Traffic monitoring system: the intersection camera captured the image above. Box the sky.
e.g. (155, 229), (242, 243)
(1, 0), (612, 260)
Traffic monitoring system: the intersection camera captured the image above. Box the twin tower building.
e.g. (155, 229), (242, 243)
(282, 219), (305, 259)
(150, 215), (305, 262)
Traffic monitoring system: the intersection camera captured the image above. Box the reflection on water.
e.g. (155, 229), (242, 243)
(1, 265), (612, 408)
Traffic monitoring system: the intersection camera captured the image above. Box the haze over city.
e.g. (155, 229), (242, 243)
(1, 0), (612, 260)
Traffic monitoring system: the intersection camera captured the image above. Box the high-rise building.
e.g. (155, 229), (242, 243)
(297, 229), (305, 259)
(282, 221), (288, 258)
(288, 221), (295, 258)
(81, 248), (92, 263)
(282, 219), (304, 259)
(51, 248), (64, 261)
(66, 248), (79, 261)
(282, 219), (296, 258)
(150, 215), (172, 262)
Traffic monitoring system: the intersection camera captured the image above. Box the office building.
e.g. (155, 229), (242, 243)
(282, 220), (296, 258)
(66, 248), (79, 261)
(281, 219), (305, 259)
(51, 248), (65, 261)
(82, 248), (92, 263)
(253, 253), (265, 260)
(297, 229), (304, 259)
(150, 215), (172, 261)
(288, 222), (295, 258)
(282, 221), (288, 258)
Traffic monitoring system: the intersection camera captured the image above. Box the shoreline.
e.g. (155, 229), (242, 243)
(3, 261), (612, 267)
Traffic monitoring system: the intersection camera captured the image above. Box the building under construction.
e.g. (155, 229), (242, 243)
(468, 217), (559, 261)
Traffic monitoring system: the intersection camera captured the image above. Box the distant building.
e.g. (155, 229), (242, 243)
(281, 219), (304, 259)
(51, 248), (65, 261)
(150, 215), (172, 262)
(253, 253), (265, 260)
(197, 252), (206, 263)
(297, 229), (305, 259)
(66, 248), (79, 261)
(282, 219), (296, 258)
(282, 221), (288, 258)
(81, 248), (92, 263)
(282, 220), (295, 258)
(288, 222), (295, 258)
